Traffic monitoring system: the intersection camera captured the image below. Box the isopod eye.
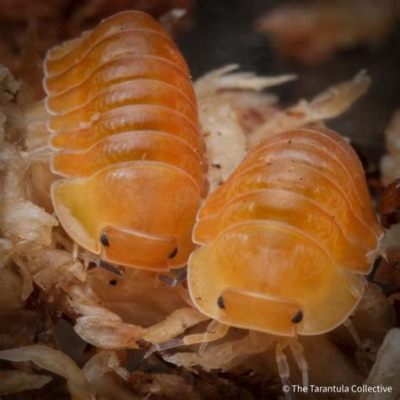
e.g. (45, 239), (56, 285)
(291, 310), (303, 324)
(100, 233), (110, 247)
(168, 247), (178, 259)
(217, 295), (225, 309)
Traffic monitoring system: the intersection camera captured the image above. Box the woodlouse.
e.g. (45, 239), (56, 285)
(44, 11), (206, 270)
(188, 126), (383, 337)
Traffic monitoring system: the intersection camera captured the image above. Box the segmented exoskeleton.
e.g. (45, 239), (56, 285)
(44, 11), (206, 270)
(189, 126), (383, 336)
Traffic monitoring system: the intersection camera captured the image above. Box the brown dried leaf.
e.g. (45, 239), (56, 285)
(381, 109), (400, 185)
(0, 310), (37, 349)
(380, 178), (400, 228)
(0, 370), (52, 395)
(128, 371), (199, 400)
(0, 264), (25, 311)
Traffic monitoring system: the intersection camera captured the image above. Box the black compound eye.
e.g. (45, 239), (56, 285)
(100, 233), (110, 247)
(168, 246), (178, 258)
(217, 295), (225, 309)
(291, 310), (303, 324)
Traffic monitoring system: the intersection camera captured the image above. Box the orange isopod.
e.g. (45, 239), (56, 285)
(44, 11), (206, 270)
(188, 126), (383, 337)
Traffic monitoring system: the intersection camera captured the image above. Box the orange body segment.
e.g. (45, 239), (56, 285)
(45, 11), (205, 270)
(189, 127), (383, 336)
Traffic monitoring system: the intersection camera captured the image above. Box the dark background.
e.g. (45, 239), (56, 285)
(179, 0), (400, 166)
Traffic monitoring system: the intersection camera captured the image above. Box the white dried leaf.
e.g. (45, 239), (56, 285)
(24, 248), (86, 291)
(0, 344), (93, 400)
(380, 223), (400, 251)
(24, 100), (51, 153)
(198, 94), (247, 192)
(196, 67), (368, 191)
(361, 329), (400, 400)
(75, 315), (145, 349)
(195, 64), (295, 98)
(83, 350), (129, 384)
(67, 283), (121, 321)
(1, 200), (57, 247)
(143, 307), (208, 344)
(195, 65), (294, 191)
(0, 145), (57, 248)
(249, 70), (371, 147)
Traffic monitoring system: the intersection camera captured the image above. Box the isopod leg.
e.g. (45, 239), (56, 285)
(142, 307), (209, 358)
(343, 318), (374, 367)
(199, 320), (229, 354)
(289, 339), (309, 388)
(72, 242), (79, 262)
(276, 341), (294, 400)
(343, 318), (363, 348)
(144, 319), (229, 360)
(158, 266), (187, 287)
(183, 320), (230, 348)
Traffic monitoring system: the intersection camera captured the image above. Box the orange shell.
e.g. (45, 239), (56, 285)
(188, 127), (383, 336)
(44, 11), (206, 270)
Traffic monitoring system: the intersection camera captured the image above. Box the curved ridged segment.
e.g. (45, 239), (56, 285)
(45, 11), (170, 70)
(45, 56), (195, 111)
(50, 105), (202, 152)
(48, 80), (197, 132)
(45, 11), (205, 270)
(45, 30), (189, 93)
(188, 127), (383, 336)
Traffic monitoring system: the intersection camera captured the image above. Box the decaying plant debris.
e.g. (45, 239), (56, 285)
(0, 57), (400, 400)
(0, 0), (194, 87)
(381, 109), (400, 186)
(0, 1), (400, 393)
